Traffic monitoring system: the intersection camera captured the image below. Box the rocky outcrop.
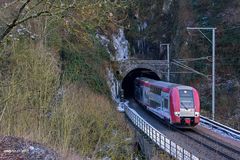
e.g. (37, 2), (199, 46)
(0, 136), (58, 160)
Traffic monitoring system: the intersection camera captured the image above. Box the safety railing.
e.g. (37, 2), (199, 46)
(200, 116), (240, 141)
(125, 106), (199, 160)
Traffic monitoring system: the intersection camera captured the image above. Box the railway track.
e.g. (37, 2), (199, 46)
(200, 116), (240, 141)
(173, 127), (240, 160)
(126, 99), (240, 160)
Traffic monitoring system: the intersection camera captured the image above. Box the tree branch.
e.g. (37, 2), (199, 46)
(12, 0), (31, 26)
(0, 0), (31, 42)
(15, 11), (52, 26)
(0, 0), (76, 43)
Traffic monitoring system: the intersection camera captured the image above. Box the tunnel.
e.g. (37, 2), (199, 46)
(121, 68), (160, 98)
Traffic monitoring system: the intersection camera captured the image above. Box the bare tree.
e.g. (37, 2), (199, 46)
(0, 0), (75, 43)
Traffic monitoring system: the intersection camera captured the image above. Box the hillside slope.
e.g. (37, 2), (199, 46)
(124, 0), (240, 129)
(0, 1), (137, 159)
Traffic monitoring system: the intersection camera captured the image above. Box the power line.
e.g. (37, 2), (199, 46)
(218, 25), (240, 32)
(188, 28), (240, 36)
(172, 60), (209, 79)
(162, 71), (198, 74)
(174, 56), (212, 62)
(187, 27), (216, 120)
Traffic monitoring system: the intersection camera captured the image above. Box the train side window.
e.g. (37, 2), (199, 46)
(150, 86), (162, 95)
(163, 99), (168, 109)
(145, 91), (149, 99)
(150, 100), (160, 108)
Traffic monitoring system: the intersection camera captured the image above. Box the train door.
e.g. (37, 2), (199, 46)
(161, 92), (170, 120)
(143, 86), (150, 106)
(134, 80), (141, 101)
(149, 86), (162, 110)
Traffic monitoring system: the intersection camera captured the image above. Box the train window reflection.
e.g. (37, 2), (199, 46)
(150, 86), (161, 95)
(179, 90), (194, 109)
(164, 99), (168, 109)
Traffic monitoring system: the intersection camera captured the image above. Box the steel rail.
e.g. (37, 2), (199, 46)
(142, 106), (240, 160)
(200, 116), (240, 141)
(121, 101), (240, 160)
(124, 104), (200, 160)
(140, 104), (240, 159)
(143, 106), (240, 160)
(172, 126), (239, 160)
(191, 129), (240, 155)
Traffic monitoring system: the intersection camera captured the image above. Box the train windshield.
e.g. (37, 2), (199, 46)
(179, 90), (194, 109)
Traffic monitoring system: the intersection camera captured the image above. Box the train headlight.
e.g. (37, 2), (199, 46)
(195, 112), (200, 117)
(174, 112), (180, 117)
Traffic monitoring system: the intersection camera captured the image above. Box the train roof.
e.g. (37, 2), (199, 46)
(136, 77), (190, 89)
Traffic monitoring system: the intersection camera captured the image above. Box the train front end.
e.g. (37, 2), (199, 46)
(170, 86), (200, 127)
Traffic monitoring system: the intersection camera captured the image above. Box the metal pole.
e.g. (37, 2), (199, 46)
(167, 44), (170, 82)
(187, 27), (216, 120)
(212, 29), (216, 120)
(160, 43), (170, 82)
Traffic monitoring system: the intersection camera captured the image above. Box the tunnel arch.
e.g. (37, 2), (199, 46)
(121, 68), (161, 98)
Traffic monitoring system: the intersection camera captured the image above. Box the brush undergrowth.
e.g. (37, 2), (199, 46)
(60, 38), (110, 95)
(0, 41), (134, 159)
(55, 85), (134, 159)
(0, 0), (158, 159)
(0, 42), (60, 137)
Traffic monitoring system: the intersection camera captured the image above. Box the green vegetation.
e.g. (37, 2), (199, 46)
(0, 0), (137, 159)
(52, 85), (133, 159)
(1, 0), (239, 158)
(0, 45), (134, 157)
(0, 42), (59, 137)
(61, 39), (110, 94)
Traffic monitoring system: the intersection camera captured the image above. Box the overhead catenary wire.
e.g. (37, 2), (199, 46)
(217, 25), (240, 32)
(187, 26), (240, 37)
(172, 60), (210, 79)
(174, 56), (212, 62)
(161, 71), (197, 74)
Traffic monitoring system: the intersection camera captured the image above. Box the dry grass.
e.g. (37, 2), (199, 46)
(0, 42), (134, 159)
(56, 85), (134, 159)
(0, 0), (136, 157)
(0, 43), (60, 138)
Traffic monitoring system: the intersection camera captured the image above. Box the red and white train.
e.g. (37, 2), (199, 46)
(134, 77), (200, 127)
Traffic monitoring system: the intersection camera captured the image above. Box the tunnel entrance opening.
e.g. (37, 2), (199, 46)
(121, 68), (160, 98)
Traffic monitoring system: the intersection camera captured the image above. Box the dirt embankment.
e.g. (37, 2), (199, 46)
(0, 136), (58, 160)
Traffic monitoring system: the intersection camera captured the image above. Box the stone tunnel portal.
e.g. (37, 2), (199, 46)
(121, 68), (160, 98)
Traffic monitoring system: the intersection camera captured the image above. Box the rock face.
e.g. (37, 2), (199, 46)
(125, 0), (177, 60)
(97, 0), (240, 128)
(0, 136), (58, 160)
(122, 0), (240, 128)
(112, 28), (129, 61)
